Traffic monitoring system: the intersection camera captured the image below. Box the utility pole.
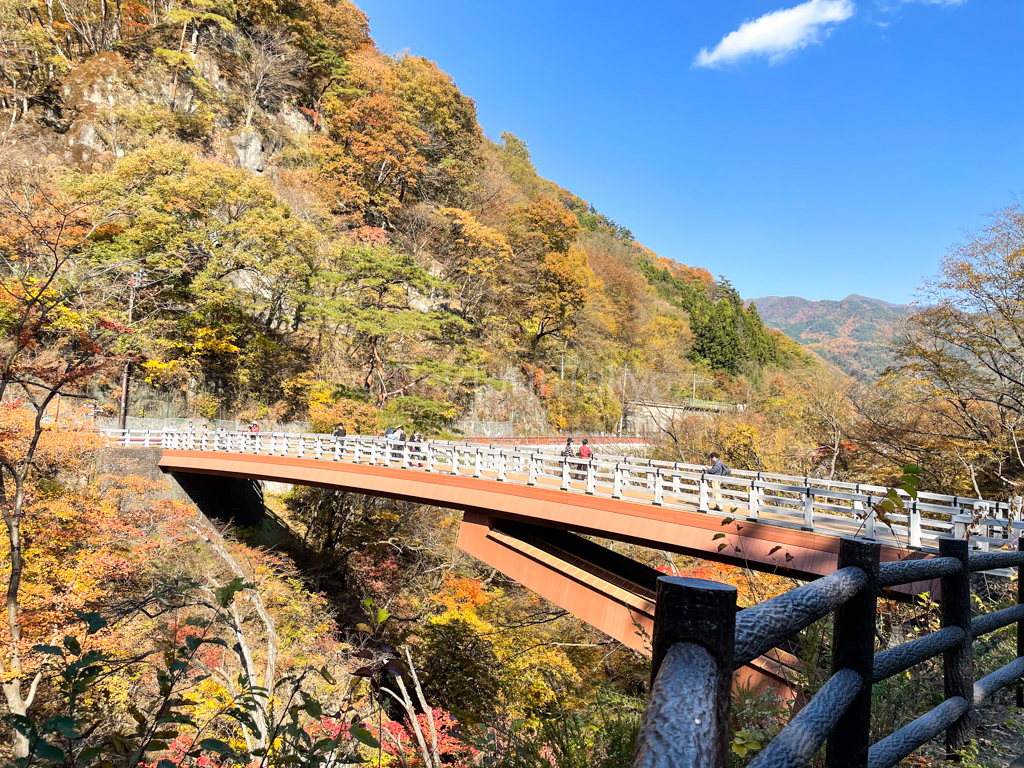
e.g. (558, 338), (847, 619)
(117, 271), (142, 431)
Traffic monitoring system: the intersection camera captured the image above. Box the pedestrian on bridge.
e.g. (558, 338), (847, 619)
(562, 438), (584, 480)
(705, 451), (733, 512)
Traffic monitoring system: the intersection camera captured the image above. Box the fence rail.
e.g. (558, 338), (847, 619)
(103, 429), (1017, 554)
(633, 537), (1024, 768)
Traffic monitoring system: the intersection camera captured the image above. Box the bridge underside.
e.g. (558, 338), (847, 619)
(158, 450), (936, 697)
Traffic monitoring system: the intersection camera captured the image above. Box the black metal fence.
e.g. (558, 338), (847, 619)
(632, 537), (1024, 768)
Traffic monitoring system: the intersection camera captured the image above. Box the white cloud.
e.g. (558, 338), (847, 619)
(876, 0), (965, 10)
(694, 0), (856, 68)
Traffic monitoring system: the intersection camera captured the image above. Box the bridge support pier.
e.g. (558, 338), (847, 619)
(168, 471), (266, 527)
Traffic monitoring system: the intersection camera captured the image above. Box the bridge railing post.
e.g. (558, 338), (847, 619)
(699, 474), (709, 512)
(748, 476), (760, 519)
(803, 486), (815, 530)
(497, 450), (506, 481)
(586, 459), (595, 494)
(612, 463), (622, 499)
(144, 430), (151, 448)
(561, 456), (570, 490)
(333, 437), (341, 461)
(528, 453), (538, 486)
(909, 500), (922, 548)
(940, 537), (974, 756)
(825, 538), (880, 768)
(653, 469), (663, 506)
(474, 448), (482, 478)
(402, 441), (410, 469)
(634, 576), (737, 768)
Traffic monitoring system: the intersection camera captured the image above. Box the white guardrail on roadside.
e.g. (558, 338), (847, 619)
(102, 429), (1021, 554)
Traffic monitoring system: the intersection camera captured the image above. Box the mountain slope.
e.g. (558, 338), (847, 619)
(0, 0), (808, 434)
(747, 294), (912, 379)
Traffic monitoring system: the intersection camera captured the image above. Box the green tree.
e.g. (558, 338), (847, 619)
(691, 299), (742, 373)
(315, 243), (467, 406)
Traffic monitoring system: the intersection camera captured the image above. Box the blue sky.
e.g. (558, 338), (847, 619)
(357, 1), (1023, 304)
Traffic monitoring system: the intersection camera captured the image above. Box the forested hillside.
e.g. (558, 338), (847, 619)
(0, 0), (806, 432)
(749, 294), (911, 380)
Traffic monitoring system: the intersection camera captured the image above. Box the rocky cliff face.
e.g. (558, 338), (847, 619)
(12, 39), (312, 179)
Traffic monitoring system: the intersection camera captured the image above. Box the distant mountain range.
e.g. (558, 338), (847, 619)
(746, 294), (913, 379)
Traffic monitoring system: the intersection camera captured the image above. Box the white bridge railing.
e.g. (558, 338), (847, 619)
(103, 429), (1020, 554)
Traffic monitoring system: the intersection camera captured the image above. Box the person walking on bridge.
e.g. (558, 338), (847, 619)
(705, 451), (732, 512)
(562, 438), (584, 480)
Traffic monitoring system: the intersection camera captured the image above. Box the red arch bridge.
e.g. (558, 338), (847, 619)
(106, 429), (1021, 700)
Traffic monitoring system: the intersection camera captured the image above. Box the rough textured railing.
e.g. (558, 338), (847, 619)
(103, 429), (1014, 553)
(632, 537), (1024, 768)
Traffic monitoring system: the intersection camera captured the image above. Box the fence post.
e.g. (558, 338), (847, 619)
(1018, 536), (1023, 708)
(940, 537), (974, 756)
(639, 576), (737, 768)
(826, 538), (881, 768)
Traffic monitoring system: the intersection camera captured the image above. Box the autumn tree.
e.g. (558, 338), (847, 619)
(859, 203), (1024, 494)
(393, 55), (482, 206)
(231, 27), (306, 129)
(77, 140), (321, 411)
(0, 155), (138, 754)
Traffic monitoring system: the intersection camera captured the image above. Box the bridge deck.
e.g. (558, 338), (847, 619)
(157, 449), (935, 586)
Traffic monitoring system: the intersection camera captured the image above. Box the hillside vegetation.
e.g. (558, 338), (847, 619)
(749, 294), (911, 380)
(0, 0), (808, 433)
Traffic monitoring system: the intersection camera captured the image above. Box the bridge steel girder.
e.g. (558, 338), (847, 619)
(158, 450), (927, 587)
(456, 513), (798, 700)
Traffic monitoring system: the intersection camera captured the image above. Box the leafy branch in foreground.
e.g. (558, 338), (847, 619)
(867, 464), (924, 540)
